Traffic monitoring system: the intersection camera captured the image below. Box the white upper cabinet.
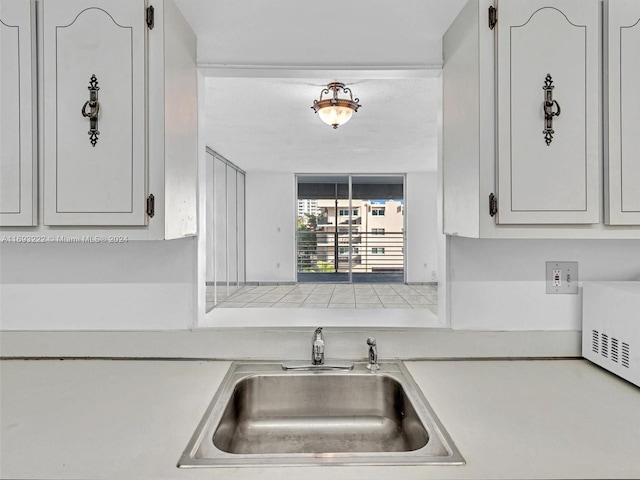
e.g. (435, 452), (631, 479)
(443, 0), (640, 238)
(0, 0), (197, 238)
(606, 0), (640, 225)
(0, 0), (36, 226)
(496, 0), (600, 224)
(43, 0), (147, 226)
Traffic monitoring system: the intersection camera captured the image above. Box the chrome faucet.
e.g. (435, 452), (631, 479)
(312, 327), (325, 365)
(366, 337), (380, 371)
(281, 327), (353, 371)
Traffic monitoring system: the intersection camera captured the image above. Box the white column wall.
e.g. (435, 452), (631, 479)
(406, 171), (438, 283)
(245, 172), (296, 283)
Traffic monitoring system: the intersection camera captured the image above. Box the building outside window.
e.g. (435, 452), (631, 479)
(297, 199), (319, 217)
(338, 209), (358, 216)
(297, 194), (403, 276)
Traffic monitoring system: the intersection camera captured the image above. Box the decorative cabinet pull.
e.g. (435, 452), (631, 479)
(542, 73), (561, 146)
(81, 100), (99, 118)
(81, 74), (100, 147)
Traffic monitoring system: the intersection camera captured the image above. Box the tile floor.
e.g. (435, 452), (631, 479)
(206, 283), (437, 312)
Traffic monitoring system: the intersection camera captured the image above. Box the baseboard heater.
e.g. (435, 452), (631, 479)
(582, 282), (639, 387)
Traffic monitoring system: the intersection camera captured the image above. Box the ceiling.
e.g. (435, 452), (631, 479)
(173, 0), (467, 173)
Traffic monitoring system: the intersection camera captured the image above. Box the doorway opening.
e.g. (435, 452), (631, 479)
(296, 175), (405, 284)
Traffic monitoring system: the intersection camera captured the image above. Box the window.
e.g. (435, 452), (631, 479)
(371, 247), (386, 255)
(371, 208), (385, 216)
(339, 247), (359, 254)
(371, 228), (385, 235)
(338, 209), (359, 216)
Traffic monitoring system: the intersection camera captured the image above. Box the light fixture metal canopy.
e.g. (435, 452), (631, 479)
(311, 82), (361, 129)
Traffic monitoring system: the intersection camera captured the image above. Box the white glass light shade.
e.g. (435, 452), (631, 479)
(317, 105), (354, 128)
(311, 82), (360, 129)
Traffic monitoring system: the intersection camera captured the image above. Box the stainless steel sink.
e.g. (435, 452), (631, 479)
(178, 361), (464, 467)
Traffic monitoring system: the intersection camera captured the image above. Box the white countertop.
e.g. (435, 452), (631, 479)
(1, 358), (639, 479)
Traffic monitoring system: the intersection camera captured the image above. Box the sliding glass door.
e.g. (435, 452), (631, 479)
(296, 175), (404, 283)
(351, 176), (405, 282)
(297, 176), (350, 282)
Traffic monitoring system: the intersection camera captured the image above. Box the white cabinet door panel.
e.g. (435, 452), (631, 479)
(607, 0), (640, 225)
(43, 0), (146, 225)
(0, 0), (36, 226)
(497, 0), (600, 224)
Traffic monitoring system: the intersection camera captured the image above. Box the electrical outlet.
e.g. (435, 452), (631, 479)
(546, 261), (579, 294)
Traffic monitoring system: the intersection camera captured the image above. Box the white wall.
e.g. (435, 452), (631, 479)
(449, 237), (640, 331)
(406, 171), (438, 283)
(243, 171), (438, 284)
(0, 238), (196, 330)
(245, 172), (296, 283)
(181, 0), (466, 68)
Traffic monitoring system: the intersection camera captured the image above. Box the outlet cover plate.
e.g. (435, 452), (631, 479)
(546, 261), (579, 294)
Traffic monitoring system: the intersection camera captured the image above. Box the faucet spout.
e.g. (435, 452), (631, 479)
(366, 337), (379, 372)
(312, 327), (325, 365)
(281, 327), (353, 370)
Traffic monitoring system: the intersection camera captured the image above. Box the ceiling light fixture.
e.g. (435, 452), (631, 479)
(311, 82), (361, 129)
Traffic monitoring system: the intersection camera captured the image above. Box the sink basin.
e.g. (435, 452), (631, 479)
(178, 361), (464, 467)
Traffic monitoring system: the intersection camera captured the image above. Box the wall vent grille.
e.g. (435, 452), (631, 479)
(611, 338), (619, 363)
(601, 333), (609, 358)
(622, 343), (630, 368)
(592, 330), (599, 354)
(591, 329), (631, 369)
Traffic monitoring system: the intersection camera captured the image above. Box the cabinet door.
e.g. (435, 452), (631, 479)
(0, 0), (36, 226)
(43, 0), (147, 226)
(496, 0), (600, 224)
(606, 0), (640, 225)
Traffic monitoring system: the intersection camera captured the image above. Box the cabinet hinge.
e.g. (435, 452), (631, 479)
(488, 6), (497, 30)
(489, 193), (498, 217)
(146, 194), (155, 218)
(146, 6), (155, 30)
